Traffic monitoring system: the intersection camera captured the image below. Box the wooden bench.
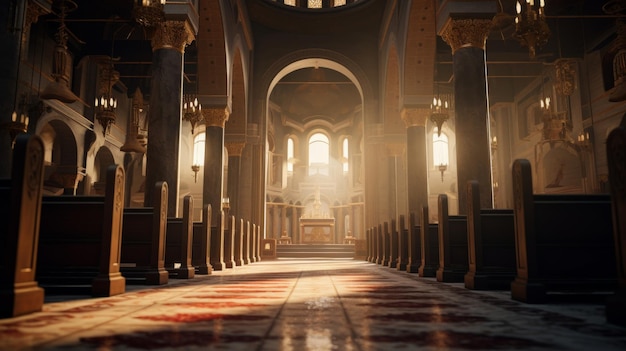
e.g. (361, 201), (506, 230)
(606, 123), (626, 325)
(165, 195), (195, 279)
(233, 218), (244, 266)
(436, 194), (468, 283)
(419, 206), (439, 277)
(406, 212), (422, 273)
(120, 181), (169, 285)
(510, 159), (617, 303)
(465, 181), (516, 290)
(224, 215), (236, 268)
(397, 215), (409, 271)
(192, 204), (212, 274)
(0, 134), (45, 318)
(388, 220), (399, 268)
(382, 222), (390, 266)
(211, 210), (226, 270)
(243, 220), (251, 265)
(37, 164), (126, 297)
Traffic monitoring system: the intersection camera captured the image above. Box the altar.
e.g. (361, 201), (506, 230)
(300, 218), (335, 244)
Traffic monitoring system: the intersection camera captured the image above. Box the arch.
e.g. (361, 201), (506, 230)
(94, 146), (115, 183)
(403, 0), (436, 97)
(384, 41), (402, 132)
(226, 45), (247, 135)
(38, 119), (78, 167)
(197, 1), (228, 96)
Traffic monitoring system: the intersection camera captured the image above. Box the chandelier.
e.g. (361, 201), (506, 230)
(133, 0), (166, 27)
(94, 58), (119, 137)
(514, 0), (550, 59)
(430, 94), (450, 137)
(182, 94), (202, 134)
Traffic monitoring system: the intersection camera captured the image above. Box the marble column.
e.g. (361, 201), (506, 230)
(440, 18), (493, 213)
(202, 107), (229, 271)
(402, 107), (430, 218)
(225, 142), (244, 218)
(145, 20), (195, 215)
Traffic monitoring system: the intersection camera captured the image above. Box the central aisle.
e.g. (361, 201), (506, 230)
(1, 259), (625, 350)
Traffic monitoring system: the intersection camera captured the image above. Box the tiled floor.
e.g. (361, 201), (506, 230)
(1, 259), (625, 350)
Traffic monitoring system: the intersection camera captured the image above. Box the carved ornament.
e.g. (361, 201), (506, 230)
(440, 18), (492, 54)
(401, 107), (430, 127)
(202, 107), (230, 128)
(151, 20), (195, 53)
(225, 142), (245, 157)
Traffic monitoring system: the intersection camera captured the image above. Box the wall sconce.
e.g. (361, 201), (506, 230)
(222, 197), (230, 211)
(191, 164), (200, 183)
(576, 131), (591, 151)
(491, 136), (498, 151)
(94, 58), (119, 137)
(121, 88), (147, 153)
(514, 0), (550, 59)
(438, 163), (448, 182)
(1, 94), (30, 147)
(133, 0), (166, 27)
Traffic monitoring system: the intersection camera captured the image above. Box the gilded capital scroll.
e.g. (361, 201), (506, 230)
(440, 18), (492, 54)
(151, 20), (195, 53)
(202, 107), (230, 128)
(401, 107), (430, 128)
(225, 142), (245, 157)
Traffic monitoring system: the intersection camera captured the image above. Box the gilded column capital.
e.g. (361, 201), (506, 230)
(386, 143), (405, 157)
(202, 107), (230, 128)
(26, 1), (48, 28)
(401, 107), (430, 128)
(225, 142), (245, 157)
(151, 20), (195, 53)
(440, 18), (493, 54)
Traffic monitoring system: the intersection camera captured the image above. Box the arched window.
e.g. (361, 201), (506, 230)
(287, 137), (295, 173)
(342, 137), (349, 174)
(433, 130), (449, 168)
(193, 132), (206, 167)
(309, 132), (329, 176)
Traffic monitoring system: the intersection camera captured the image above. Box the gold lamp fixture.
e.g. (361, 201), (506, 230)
(514, 0), (550, 59)
(1, 94), (30, 147)
(430, 94), (450, 137)
(94, 58), (119, 137)
(133, 0), (166, 27)
(40, 0), (80, 103)
(182, 94), (202, 134)
(121, 88), (147, 153)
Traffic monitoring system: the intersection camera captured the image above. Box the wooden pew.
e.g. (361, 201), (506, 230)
(464, 181), (516, 290)
(382, 222), (390, 266)
(243, 220), (251, 265)
(37, 164), (126, 297)
(397, 215), (409, 271)
(406, 212), (422, 273)
(388, 219), (398, 268)
(165, 195), (195, 279)
(510, 159), (617, 303)
(211, 210), (226, 270)
(234, 218), (244, 266)
(223, 215), (235, 268)
(0, 134), (45, 318)
(419, 206), (439, 277)
(606, 124), (626, 326)
(120, 181), (169, 285)
(192, 204), (212, 274)
(436, 194), (468, 283)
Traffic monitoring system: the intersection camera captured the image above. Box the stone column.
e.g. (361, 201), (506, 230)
(145, 20), (195, 215)
(402, 107), (430, 218)
(203, 107), (229, 271)
(225, 142), (244, 218)
(440, 17), (494, 213)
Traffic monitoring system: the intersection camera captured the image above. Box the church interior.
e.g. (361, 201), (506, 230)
(2, 0), (626, 349)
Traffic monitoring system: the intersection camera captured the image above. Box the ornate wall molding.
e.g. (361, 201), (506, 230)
(401, 107), (429, 128)
(440, 18), (492, 54)
(202, 107), (230, 128)
(151, 20), (195, 53)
